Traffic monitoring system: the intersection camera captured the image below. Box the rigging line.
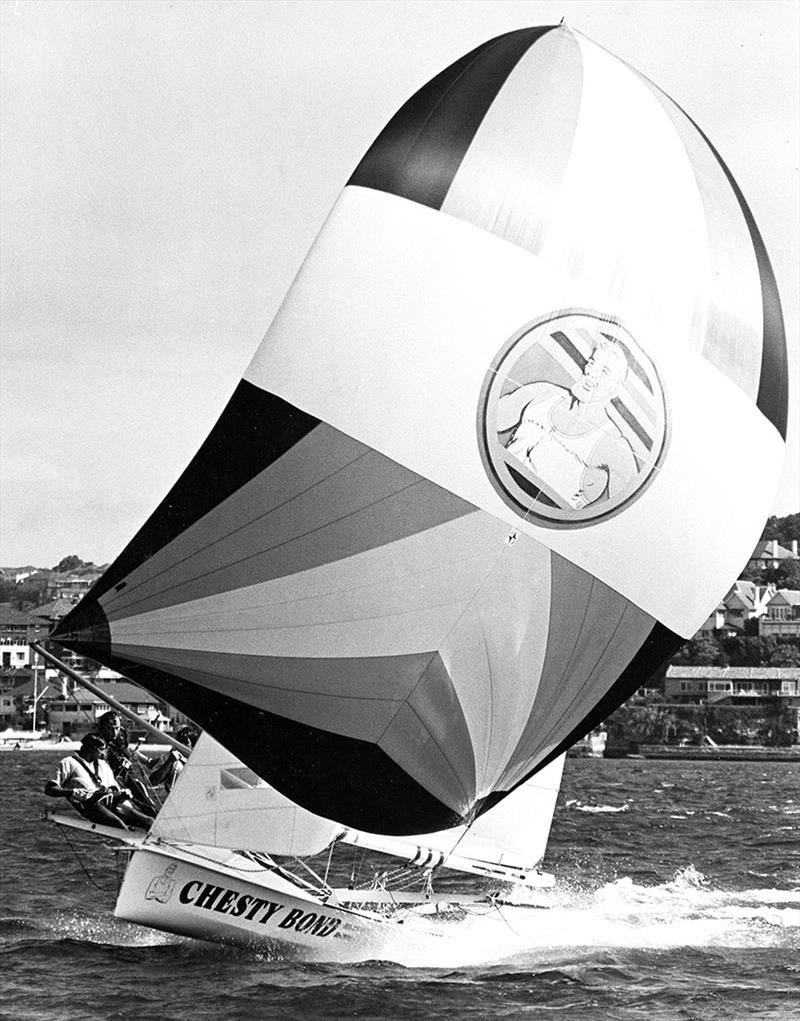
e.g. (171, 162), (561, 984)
(490, 898), (524, 937)
(107, 475), (434, 617)
(323, 841), (336, 887)
(103, 447), (373, 608)
(55, 820), (118, 892)
(349, 844), (367, 889)
(153, 841), (272, 874)
(289, 856), (332, 896)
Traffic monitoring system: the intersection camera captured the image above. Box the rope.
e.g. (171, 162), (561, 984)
(349, 845), (367, 889)
(489, 897), (523, 936)
(55, 819), (118, 893)
(323, 840), (336, 887)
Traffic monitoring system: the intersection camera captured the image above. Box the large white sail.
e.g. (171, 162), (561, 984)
(149, 734), (342, 857)
(343, 753), (565, 877)
(414, 753), (564, 869)
(149, 735), (563, 877)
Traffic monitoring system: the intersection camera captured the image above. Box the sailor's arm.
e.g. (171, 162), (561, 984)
(149, 749), (184, 786)
(44, 761), (91, 802)
(43, 779), (90, 802)
(44, 779), (69, 798)
(123, 737), (154, 770)
(132, 746), (155, 768)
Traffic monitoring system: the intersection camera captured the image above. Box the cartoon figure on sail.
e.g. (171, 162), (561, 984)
(499, 337), (637, 509)
(43, 23), (787, 954)
(488, 310), (666, 517)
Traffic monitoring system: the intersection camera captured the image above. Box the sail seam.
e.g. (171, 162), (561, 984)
(104, 476), (430, 617)
(101, 446), (374, 611)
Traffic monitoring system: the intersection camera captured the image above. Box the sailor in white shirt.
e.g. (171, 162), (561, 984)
(44, 733), (153, 829)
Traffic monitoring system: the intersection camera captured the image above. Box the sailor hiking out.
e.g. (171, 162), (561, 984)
(44, 733), (154, 830)
(93, 710), (159, 815)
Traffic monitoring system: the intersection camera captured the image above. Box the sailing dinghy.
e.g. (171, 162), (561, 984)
(46, 732), (563, 954)
(43, 23), (787, 951)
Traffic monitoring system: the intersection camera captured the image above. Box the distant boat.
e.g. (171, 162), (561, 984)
(45, 23), (786, 952)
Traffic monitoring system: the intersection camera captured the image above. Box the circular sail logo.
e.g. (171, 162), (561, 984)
(478, 310), (668, 526)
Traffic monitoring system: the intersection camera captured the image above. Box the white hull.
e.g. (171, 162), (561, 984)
(114, 842), (447, 957)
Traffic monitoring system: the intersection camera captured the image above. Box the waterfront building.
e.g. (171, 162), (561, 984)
(665, 665), (800, 705)
(0, 604), (48, 668)
(46, 680), (170, 738)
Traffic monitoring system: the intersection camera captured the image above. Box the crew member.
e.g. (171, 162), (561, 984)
(94, 711), (157, 816)
(150, 726), (199, 792)
(44, 733), (154, 830)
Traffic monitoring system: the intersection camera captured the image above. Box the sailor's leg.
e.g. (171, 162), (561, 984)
(113, 799), (154, 830)
(85, 802), (130, 829)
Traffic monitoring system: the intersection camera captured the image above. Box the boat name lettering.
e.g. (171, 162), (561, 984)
(177, 880), (341, 937)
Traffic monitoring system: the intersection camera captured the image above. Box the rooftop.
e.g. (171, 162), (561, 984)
(0, 603), (43, 628)
(667, 665), (800, 680)
(49, 681), (161, 705)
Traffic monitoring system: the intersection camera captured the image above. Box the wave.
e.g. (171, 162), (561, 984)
(564, 799), (630, 814)
(5, 869), (797, 970)
(368, 867), (800, 968)
(0, 909), (181, 951)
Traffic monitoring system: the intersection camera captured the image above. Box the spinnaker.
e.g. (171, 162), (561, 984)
(52, 25), (787, 834)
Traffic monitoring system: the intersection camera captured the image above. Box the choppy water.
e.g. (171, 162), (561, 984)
(1, 753), (797, 1020)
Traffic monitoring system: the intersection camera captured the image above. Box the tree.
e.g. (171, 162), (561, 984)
(672, 636), (728, 666)
(768, 559), (800, 589)
(761, 513), (800, 546)
(6, 583), (47, 611)
(721, 634), (778, 667)
(770, 644), (800, 667)
(52, 555), (85, 573)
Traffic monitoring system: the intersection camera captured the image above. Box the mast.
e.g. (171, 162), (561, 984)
(30, 642), (191, 755)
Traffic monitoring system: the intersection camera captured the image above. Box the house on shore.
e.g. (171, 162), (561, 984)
(695, 580), (774, 639)
(45, 680), (171, 738)
(0, 603), (48, 669)
(746, 539), (799, 573)
(760, 589), (800, 638)
(665, 665), (800, 705)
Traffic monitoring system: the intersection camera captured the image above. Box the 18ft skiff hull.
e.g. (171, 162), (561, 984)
(114, 842), (453, 956)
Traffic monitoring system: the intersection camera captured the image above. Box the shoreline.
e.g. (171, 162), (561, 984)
(604, 743), (800, 762)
